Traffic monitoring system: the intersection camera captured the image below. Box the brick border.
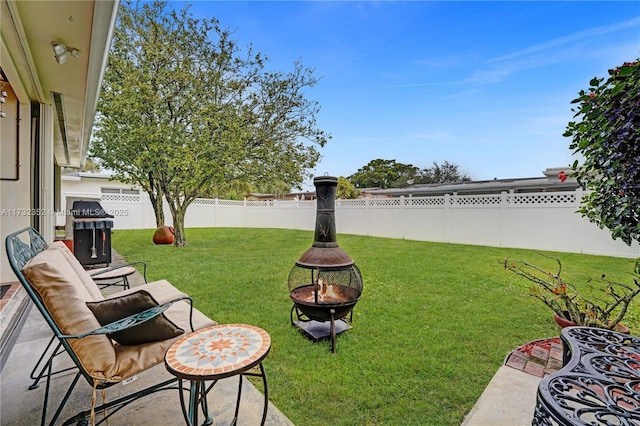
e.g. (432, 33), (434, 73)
(504, 337), (563, 378)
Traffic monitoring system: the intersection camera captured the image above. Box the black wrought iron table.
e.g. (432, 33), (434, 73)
(534, 326), (640, 425)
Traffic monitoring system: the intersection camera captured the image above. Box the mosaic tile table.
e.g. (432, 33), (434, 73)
(165, 324), (271, 426)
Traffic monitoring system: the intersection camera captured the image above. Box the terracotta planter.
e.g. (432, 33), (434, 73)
(553, 312), (630, 334)
(153, 226), (175, 245)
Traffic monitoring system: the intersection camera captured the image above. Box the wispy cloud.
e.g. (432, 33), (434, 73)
(411, 131), (452, 140)
(383, 16), (639, 90)
(486, 16), (640, 64)
(379, 66), (512, 89)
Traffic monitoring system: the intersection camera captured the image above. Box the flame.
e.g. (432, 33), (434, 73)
(316, 278), (339, 302)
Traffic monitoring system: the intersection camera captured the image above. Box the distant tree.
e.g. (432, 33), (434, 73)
(255, 180), (291, 199)
(418, 161), (472, 184)
(336, 176), (360, 199)
(204, 180), (253, 200)
(62, 157), (102, 174)
(202, 179), (291, 200)
(348, 159), (420, 189)
(81, 158), (102, 173)
(565, 59), (639, 246)
(348, 159), (470, 188)
(92, 1), (328, 246)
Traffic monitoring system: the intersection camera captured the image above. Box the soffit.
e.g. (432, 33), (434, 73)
(2, 1), (117, 168)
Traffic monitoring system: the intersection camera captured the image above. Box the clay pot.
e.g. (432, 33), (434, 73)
(153, 226), (175, 245)
(553, 312), (629, 334)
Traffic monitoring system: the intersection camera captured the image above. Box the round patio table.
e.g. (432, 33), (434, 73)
(165, 324), (271, 426)
(90, 265), (137, 290)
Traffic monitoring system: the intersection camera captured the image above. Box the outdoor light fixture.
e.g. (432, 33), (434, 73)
(52, 42), (68, 64)
(51, 41), (80, 65)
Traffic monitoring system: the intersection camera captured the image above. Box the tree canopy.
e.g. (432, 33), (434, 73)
(336, 176), (360, 199)
(347, 159), (470, 189)
(565, 59), (639, 246)
(91, 1), (329, 246)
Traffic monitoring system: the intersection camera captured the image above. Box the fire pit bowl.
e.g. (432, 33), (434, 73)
(288, 176), (363, 352)
(289, 285), (361, 321)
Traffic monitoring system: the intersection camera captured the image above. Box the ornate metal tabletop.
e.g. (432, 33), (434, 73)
(534, 326), (640, 425)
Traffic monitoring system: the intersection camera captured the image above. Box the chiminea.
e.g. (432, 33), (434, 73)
(289, 175), (363, 352)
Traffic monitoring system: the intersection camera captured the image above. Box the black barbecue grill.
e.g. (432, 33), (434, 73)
(71, 201), (113, 266)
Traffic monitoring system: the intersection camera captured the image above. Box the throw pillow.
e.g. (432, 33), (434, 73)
(86, 290), (183, 345)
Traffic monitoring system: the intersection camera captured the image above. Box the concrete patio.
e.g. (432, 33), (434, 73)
(0, 255), (294, 426)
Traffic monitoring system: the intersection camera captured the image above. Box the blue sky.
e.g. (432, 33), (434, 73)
(184, 1), (640, 190)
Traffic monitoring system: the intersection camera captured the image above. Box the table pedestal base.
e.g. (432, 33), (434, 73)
(177, 363), (268, 426)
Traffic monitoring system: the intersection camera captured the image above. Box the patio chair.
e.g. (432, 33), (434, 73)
(27, 257), (150, 390)
(5, 227), (217, 426)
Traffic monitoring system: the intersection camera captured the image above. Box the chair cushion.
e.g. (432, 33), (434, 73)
(21, 248), (117, 380)
(86, 290), (184, 346)
(48, 241), (104, 301)
(106, 279), (189, 305)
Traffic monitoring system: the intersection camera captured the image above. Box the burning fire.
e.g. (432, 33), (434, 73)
(299, 278), (343, 303)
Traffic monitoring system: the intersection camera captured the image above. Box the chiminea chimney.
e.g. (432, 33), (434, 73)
(296, 176), (354, 267)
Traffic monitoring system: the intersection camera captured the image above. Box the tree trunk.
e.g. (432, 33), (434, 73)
(147, 173), (165, 228)
(151, 194), (165, 228)
(165, 196), (189, 247)
(172, 211), (186, 247)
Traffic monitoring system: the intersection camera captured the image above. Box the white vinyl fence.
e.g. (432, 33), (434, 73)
(60, 190), (640, 258)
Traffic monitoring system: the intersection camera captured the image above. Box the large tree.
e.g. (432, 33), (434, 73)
(565, 59), (639, 246)
(336, 176), (360, 199)
(348, 159), (470, 189)
(418, 160), (471, 184)
(348, 159), (420, 189)
(92, 1), (329, 246)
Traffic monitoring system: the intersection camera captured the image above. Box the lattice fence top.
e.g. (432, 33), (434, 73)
(247, 200), (273, 207)
(100, 194), (141, 203)
(216, 199), (245, 207)
(173, 192), (581, 208)
(370, 199), (402, 207)
(509, 193), (576, 205)
(192, 198), (217, 205)
(405, 197), (446, 207)
(451, 195), (502, 207)
(339, 199), (368, 208)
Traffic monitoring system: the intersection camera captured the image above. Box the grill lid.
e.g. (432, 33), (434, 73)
(71, 201), (114, 218)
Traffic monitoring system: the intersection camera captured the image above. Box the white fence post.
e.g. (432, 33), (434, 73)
(400, 196), (406, 239)
(500, 191), (508, 247)
(444, 194), (451, 243)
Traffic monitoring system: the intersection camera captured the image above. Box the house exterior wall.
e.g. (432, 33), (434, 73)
(0, 54), (35, 282)
(61, 174), (139, 195)
(1, 0), (118, 284)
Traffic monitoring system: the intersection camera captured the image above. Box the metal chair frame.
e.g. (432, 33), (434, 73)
(5, 227), (203, 426)
(29, 261), (149, 390)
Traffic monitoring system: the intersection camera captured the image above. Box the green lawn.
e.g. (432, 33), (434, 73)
(112, 227), (639, 425)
